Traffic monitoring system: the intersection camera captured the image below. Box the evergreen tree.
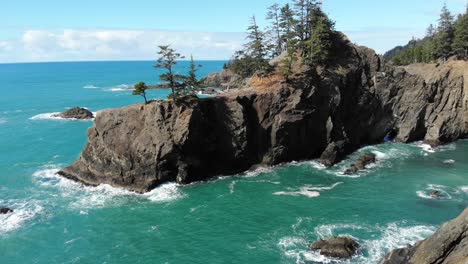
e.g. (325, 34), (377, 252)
(243, 16), (270, 73)
(279, 4), (296, 49)
(452, 11), (468, 57)
(434, 4), (455, 59)
(267, 3), (283, 56)
(304, 8), (335, 64)
(154, 45), (186, 96)
(293, 0), (307, 42)
(426, 24), (436, 37)
(132, 82), (149, 104)
(185, 55), (202, 91)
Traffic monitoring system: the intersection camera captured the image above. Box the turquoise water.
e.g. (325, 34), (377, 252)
(0, 61), (467, 264)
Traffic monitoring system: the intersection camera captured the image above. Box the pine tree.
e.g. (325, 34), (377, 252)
(434, 4), (455, 59)
(267, 3), (283, 56)
(426, 24), (436, 37)
(452, 11), (468, 57)
(244, 16), (270, 73)
(293, 0), (307, 42)
(279, 4), (296, 49)
(154, 45), (186, 96)
(304, 7), (335, 64)
(185, 55), (202, 91)
(132, 82), (149, 104)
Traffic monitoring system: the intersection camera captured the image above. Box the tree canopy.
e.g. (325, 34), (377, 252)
(225, 0), (337, 78)
(385, 4), (468, 65)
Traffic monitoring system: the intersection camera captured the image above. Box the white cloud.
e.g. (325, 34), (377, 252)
(0, 29), (245, 63)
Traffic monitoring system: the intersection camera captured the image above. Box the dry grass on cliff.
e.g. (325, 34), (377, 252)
(247, 72), (285, 92)
(404, 59), (468, 86)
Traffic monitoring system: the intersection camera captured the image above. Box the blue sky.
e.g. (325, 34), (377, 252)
(0, 0), (466, 63)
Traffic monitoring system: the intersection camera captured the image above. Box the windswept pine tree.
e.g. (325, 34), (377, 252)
(154, 45), (186, 97)
(132, 82), (149, 104)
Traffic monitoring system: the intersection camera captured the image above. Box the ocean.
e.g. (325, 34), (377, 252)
(0, 61), (467, 264)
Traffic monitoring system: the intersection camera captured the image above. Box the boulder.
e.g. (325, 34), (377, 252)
(430, 190), (442, 199)
(310, 236), (360, 258)
(380, 208), (468, 264)
(0, 207), (13, 214)
(344, 153), (377, 174)
(54, 107), (94, 120)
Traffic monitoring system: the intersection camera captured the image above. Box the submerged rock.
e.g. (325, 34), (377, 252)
(310, 236), (360, 258)
(380, 208), (468, 264)
(54, 107), (94, 120)
(430, 190), (442, 199)
(0, 207), (13, 214)
(344, 153), (377, 174)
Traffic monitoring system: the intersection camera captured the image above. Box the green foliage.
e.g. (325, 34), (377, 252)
(280, 47), (296, 80)
(434, 4), (455, 59)
(227, 16), (272, 77)
(185, 55), (202, 92)
(387, 3), (468, 65)
(303, 6), (335, 65)
(227, 0), (337, 77)
(452, 11), (468, 58)
(132, 82), (149, 104)
(154, 45), (186, 96)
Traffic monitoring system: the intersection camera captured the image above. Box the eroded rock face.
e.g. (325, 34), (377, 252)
(58, 41), (467, 193)
(380, 208), (468, 264)
(54, 107), (94, 120)
(311, 237), (360, 258)
(201, 69), (245, 90)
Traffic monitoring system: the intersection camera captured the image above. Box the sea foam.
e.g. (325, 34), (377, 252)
(273, 182), (343, 198)
(279, 222), (436, 264)
(83, 85), (99, 89)
(32, 165), (185, 210)
(0, 199), (44, 234)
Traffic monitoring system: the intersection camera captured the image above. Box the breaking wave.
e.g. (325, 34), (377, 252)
(278, 222), (436, 264)
(273, 182), (343, 198)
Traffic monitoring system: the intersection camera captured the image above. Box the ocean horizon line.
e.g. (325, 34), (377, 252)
(0, 59), (229, 65)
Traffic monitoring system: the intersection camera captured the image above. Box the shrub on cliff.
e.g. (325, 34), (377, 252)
(132, 82), (149, 104)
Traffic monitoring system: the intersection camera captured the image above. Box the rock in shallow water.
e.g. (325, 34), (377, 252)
(0, 207), (13, 214)
(344, 153), (376, 174)
(53, 107), (94, 120)
(310, 236), (360, 258)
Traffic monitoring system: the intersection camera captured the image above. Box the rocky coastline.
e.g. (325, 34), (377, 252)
(58, 40), (467, 193)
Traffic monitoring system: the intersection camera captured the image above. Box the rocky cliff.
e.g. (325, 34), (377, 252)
(380, 208), (468, 264)
(58, 40), (467, 193)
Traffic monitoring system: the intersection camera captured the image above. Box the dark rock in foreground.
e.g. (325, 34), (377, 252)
(0, 208), (13, 214)
(344, 153), (377, 174)
(380, 208), (468, 264)
(310, 236), (360, 258)
(54, 107), (94, 120)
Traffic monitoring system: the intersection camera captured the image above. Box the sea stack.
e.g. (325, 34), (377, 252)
(59, 39), (468, 193)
